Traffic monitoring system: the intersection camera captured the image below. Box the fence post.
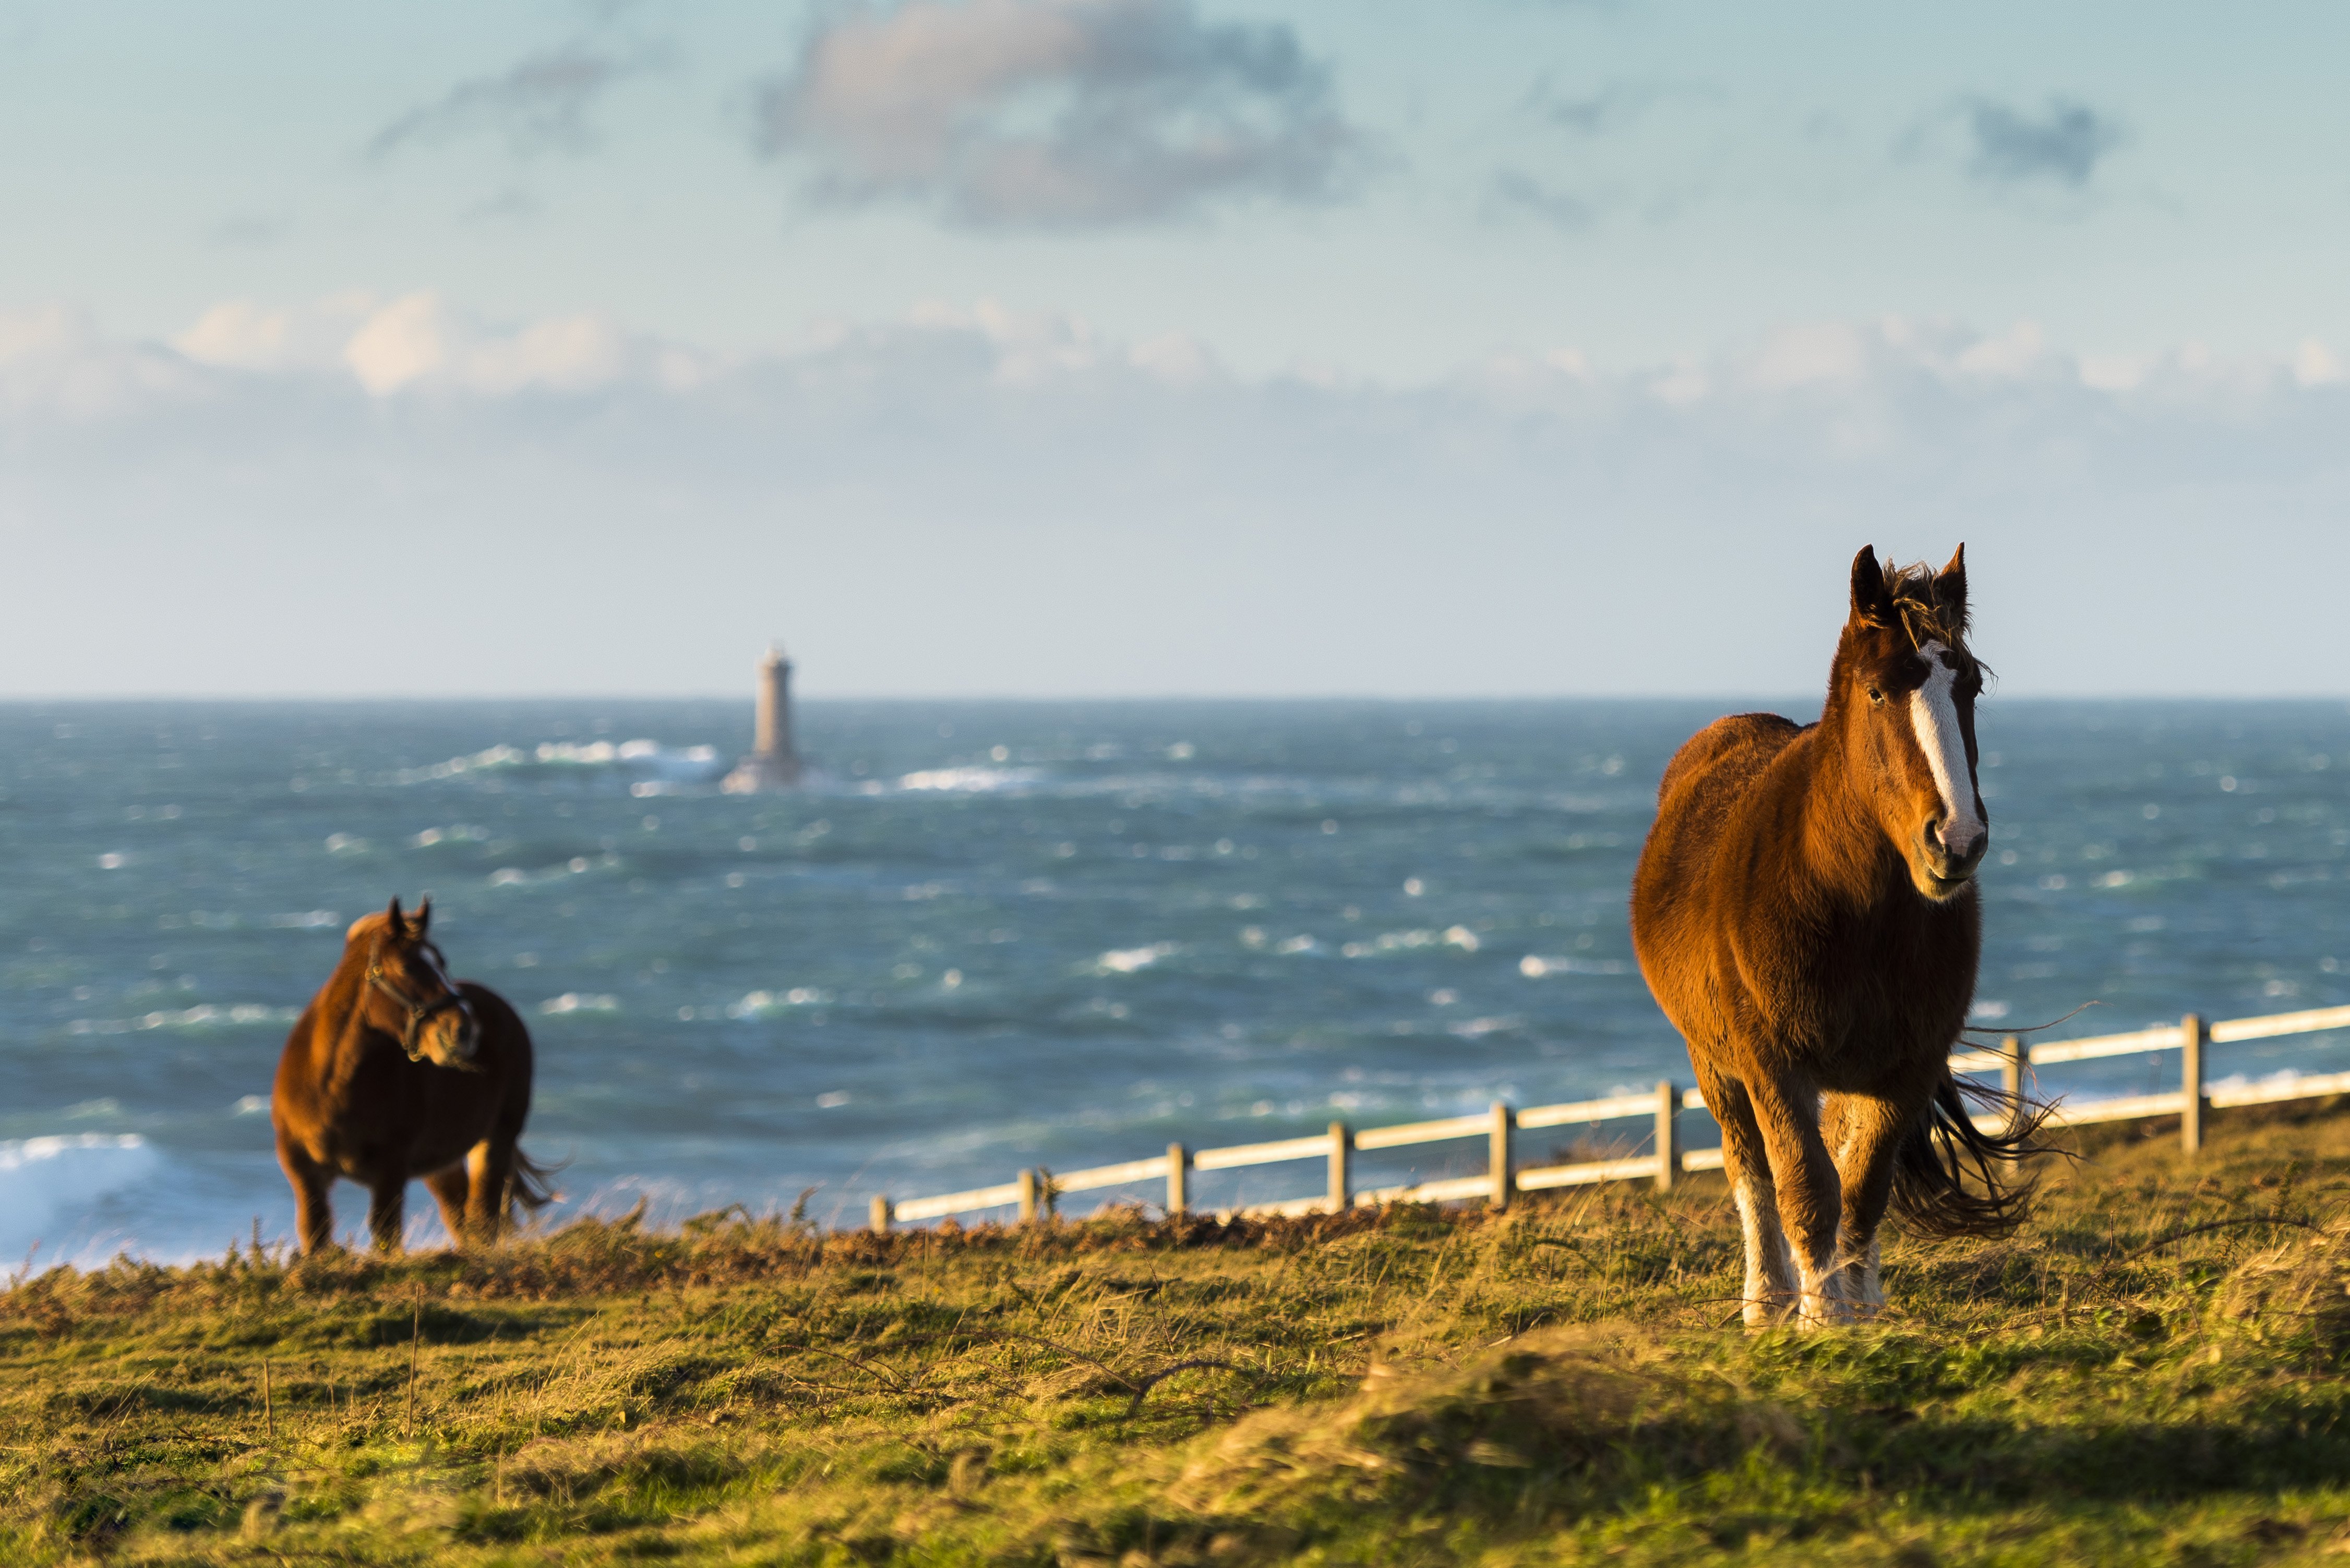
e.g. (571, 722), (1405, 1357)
(1017, 1168), (1039, 1224)
(1166, 1142), (1190, 1216)
(1489, 1101), (1515, 1212)
(1327, 1121), (1352, 1214)
(2000, 1032), (2024, 1103)
(2180, 1012), (2206, 1154)
(869, 1195), (892, 1234)
(1653, 1081), (1680, 1192)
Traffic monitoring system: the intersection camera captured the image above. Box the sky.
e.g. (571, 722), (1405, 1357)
(1, 0), (2346, 697)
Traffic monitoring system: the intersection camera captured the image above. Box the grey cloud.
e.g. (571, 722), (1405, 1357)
(207, 213), (289, 248)
(463, 187), (545, 224)
(368, 45), (646, 160)
(1529, 78), (1663, 136)
(749, 0), (1366, 227)
(1488, 169), (1596, 230)
(1965, 97), (2121, 187)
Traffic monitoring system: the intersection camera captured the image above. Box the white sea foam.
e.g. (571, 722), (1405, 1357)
(0, 1135), (162, 1267)
(67, 1003), (294, 1035)
(1340, 928), (1458, 960)
(539, 993), (620, 1015)
(395, 740), (722, 787)
(897, 766), (1044, 792)
(1518, 955), (1633, 978)
(1094, 943), (1177, 975)
(394, 743), (527, 783)
(728, 987), (828, 1018)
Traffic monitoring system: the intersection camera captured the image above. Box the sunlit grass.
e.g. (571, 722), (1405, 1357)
(8, 1102), (2350, 1564)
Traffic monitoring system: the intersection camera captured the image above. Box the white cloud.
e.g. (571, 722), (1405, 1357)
(2, 299), (2346, 698)
(343, 295), (454, 394)
(174, 296), (372, 373)
(749, 0), (1365, 226)
(0, 305), (200, 417)
(173, 292), (661, 396)
(2295, 339), (2344, 388)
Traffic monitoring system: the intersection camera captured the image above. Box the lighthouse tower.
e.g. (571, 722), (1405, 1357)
(721, 645), (803, 792)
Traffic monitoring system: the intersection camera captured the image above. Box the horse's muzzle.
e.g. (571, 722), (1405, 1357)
(410, 1010), (482, 1069)
(1915, 817), (1988, 895)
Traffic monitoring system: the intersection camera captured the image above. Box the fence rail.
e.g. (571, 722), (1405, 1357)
(866, 1001), (2350, 1232)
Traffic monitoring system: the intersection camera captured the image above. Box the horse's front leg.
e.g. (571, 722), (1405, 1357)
(1823, 1092), (1912, 1319)
(367, 1176), (408, 1255)
(275, 1128), (335, 1256)
(425, 1165), (473, 1248)
(1699, 1069), (1795, 1328)
(1746, 1068), (1849, 1328)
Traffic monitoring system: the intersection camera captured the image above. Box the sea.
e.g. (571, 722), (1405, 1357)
(3, 698), (2347, 1267)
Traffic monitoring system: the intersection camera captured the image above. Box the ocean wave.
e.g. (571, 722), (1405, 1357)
(895, 766), (1046, 793)
(487, 853), (619, 887)
(1094, 943), (1178, 975)
(728, 988), (829, 1018)
(1517, 955), (1632, 978)
(539, 993), (620, 1016)
(1340, 928), (1488, 960)
(393, 743), (528, 784)
(68, 1003), (296, 1035)
(395, 739), (723, 787)
(0, 1134), (162, 1267)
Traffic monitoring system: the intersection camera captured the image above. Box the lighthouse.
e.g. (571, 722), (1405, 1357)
(721, 645), (802, 792)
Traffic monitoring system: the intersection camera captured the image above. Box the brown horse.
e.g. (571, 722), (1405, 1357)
(272, 897), (553, 1253)
(1630, 545), (2042, 1328)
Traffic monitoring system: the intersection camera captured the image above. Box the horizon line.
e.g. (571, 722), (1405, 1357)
(0, 691), (2344, 705)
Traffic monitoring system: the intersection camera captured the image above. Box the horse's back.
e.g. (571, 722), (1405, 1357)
(1630, 713), (1806, 1015)
(1644, 712), (1804, 878)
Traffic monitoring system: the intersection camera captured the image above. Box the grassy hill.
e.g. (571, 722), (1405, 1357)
(9, 1103), (2350, 1566)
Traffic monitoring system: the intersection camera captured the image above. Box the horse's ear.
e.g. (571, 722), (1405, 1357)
(1936, 542), (1968, 620)
(414, 897), (433, 935)
(1849, 546), (1893, 627)
(386, 895), (405, 936)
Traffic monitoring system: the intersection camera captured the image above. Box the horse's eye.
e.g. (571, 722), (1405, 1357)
(1867, 687), (1884, 705)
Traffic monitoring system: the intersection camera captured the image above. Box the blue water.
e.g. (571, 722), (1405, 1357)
(3, 698), (2346, 1264)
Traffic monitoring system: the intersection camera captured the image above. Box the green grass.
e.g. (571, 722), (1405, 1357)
(11, 1102), (2350, 1565)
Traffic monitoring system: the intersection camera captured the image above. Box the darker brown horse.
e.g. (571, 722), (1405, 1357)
(1631, 546), (2043, 1328)
(272, 897), (553, 1253)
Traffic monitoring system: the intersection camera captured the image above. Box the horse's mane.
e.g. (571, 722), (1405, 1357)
(1875, 557), (1985, 677)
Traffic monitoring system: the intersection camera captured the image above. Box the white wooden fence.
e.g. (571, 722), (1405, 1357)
(866, 1002), (2350, 1232)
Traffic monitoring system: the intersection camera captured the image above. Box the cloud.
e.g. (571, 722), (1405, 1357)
(169, 292), (686, 394)
(748, 0), (1365, 226)
(1528, 78), (1667, 137)
(368, 44), (645, 159)
(1964, 97), (2122, 187)
(5, 298), (2347, 698)
(207, 213), (289, 248)
(1488, 169), (1596, 230)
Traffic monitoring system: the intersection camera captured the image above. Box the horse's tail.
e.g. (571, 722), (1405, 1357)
(1888, 1072), (2055, 1240)
(503, 1147), (563, 1222)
